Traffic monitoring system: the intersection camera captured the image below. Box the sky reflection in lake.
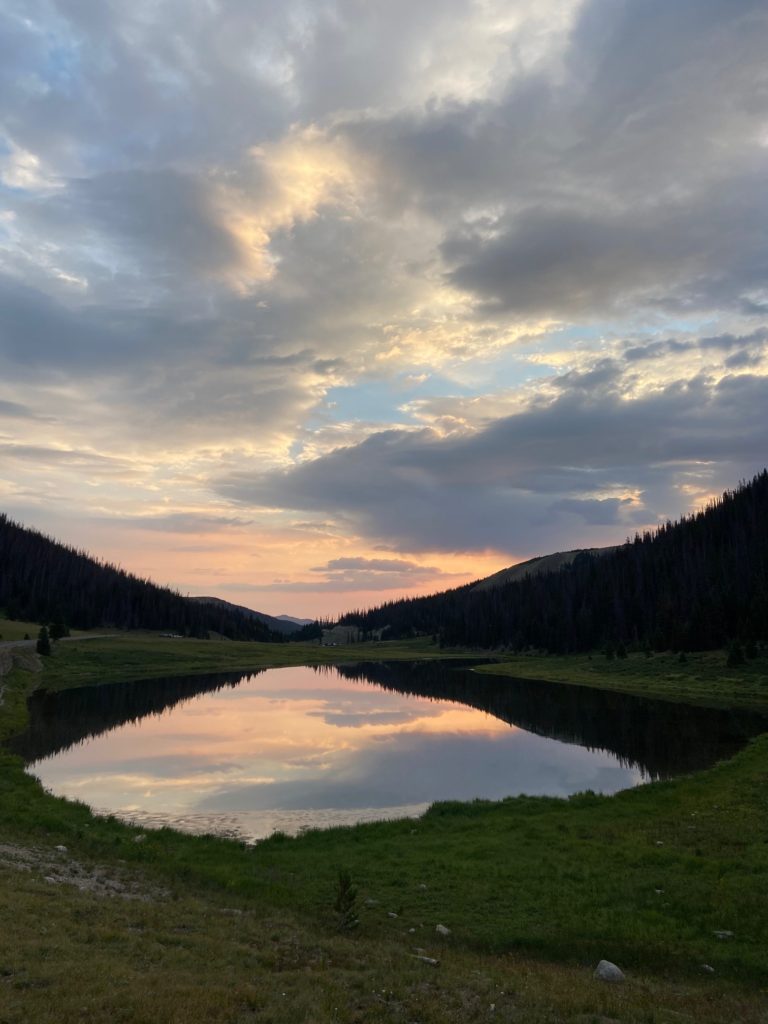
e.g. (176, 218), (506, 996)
(28, 664), (643, 840)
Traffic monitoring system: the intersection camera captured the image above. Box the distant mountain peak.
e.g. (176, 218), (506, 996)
(192, 596), (310, 634)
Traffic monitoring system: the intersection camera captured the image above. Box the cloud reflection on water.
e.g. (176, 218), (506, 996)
(30, 665), (639, 834)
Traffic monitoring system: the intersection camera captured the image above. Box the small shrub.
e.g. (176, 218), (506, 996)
(333, 869), (359, 932)
(36, 626), (51, 657)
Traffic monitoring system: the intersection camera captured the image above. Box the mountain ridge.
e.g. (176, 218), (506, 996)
(340, 471), (768, 653)
(191, 597), (311, 635)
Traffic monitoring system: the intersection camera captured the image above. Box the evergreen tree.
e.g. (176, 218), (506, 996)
(36, 626), (51, 656)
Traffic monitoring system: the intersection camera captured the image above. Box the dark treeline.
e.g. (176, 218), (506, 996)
(0, 514), (281, 641)
(340, 470), (768, 652)
(328, 661), (768, 779)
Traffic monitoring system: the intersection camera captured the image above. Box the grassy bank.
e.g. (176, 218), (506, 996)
(1, 634), (768, 1022)
(32, 634), (475, 692)
(476, 648), (768, 710)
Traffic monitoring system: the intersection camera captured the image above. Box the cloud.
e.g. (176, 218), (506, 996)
(1, 0), (767, 606)
(217, 354), (768, 554)
(217, 554), (455, 593)
(442, 175), (768, 319)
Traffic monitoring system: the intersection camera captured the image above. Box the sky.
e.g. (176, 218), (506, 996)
(1, 0), (767, 618)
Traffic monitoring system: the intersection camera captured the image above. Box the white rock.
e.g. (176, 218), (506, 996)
(435, 924), (451, 936)
(593, 960), (625, 983)
(54, 845), (67, 853)
(714, 930), (734, 939)
(387, 912), (398, 919)
(701, 964), (715, 974)
(133, 835), (147, 844)
(411, 955), (439, 967)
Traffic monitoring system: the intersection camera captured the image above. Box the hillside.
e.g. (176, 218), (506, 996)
(472, 546), (616, 591)
(341, 471), (768, 653)
(191, 596), (311, 635)
(0, 515), (281, 642)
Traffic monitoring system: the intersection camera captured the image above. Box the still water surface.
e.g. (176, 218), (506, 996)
(12, 661), (768, 842)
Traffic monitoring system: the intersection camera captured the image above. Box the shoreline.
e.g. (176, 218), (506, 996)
(1, 633), (767, 1021)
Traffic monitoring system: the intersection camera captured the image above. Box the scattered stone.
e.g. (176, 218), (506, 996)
(714, 930), (734, 940)
(593, 960), (625, 983)
(408, 928), (416, 934)
(655, 841), (664, 846)
(411, 955), (439, 967)
(43, 875), (58, 885)
(435, 924), (451, 937)
(364, 898), (379, 907)
(133, 835), (147, 844)
(700, 964), (715, 974)
(417, 883), (428, 890)
(54, 845), (68, 854)
(414, 947), (427, 955)
(654, 888), (664, 894)
(387, 912), (399, 919)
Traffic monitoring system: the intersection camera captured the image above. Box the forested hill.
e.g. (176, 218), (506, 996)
(0, 515), (280, 641)
(340, 471), (768, 653)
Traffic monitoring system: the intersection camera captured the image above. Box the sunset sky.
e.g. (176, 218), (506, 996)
(1, 0), (767, 618)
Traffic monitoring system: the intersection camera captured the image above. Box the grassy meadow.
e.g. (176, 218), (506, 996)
(1, 629), (768, 1022)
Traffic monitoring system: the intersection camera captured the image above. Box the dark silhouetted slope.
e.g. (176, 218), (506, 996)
(0, 515), (280, 641)
(341, 471), (768, 652)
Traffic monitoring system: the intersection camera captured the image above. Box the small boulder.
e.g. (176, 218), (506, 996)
(435, 924), (451, 936)
(133, 835), (147, 844)
(411, 954), (439, 967)
(54, 845), (68, 853)
(593, 960), (625, 983)
(700, 964), (715, 974)
(713, 930), (734, 940)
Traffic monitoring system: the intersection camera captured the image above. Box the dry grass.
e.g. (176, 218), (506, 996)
(0, 856), (764, 1024)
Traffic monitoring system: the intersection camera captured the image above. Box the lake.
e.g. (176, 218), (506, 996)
(10, 660), (768, 843)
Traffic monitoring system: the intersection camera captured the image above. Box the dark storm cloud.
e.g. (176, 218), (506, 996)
(217, 361), (768, 553)
(623, 330), (768, 363)
(442, 174), (768, 317)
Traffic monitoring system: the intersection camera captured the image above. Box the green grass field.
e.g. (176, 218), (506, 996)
(1, 631), (768, 1022)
